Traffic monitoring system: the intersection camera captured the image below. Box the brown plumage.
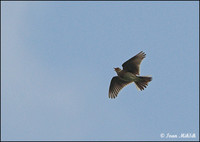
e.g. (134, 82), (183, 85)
(109, 51), (152, 99)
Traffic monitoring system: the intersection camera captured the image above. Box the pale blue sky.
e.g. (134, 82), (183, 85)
(1, 1), (199, 141)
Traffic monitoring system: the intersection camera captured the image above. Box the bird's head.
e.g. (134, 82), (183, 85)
(114, 67), (121, 74)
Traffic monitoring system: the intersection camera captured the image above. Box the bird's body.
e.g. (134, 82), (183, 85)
(117, 70), (138, 82)
(109, 51), (152, 99)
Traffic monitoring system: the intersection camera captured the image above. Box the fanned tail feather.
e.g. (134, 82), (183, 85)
(134, 76), (152, 91)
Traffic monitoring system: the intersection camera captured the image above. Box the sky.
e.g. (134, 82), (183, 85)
(1, 1), (199, 141)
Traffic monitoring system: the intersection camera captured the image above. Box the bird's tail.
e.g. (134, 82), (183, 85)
(134, 76), (152, 91)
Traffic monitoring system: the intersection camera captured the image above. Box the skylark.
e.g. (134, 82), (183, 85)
(109, 51), (152, 99)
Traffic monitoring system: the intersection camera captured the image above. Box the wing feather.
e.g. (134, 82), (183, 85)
(122, 51), (146, 75)
(109, 76), (131, 99)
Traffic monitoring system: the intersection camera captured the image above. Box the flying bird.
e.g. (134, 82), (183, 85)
(109, 51), (152, 99)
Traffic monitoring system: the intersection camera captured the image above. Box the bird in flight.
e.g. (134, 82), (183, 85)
(109, 51), (152, 99)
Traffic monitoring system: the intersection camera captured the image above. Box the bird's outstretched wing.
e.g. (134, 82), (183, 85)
(122, 51), (146, 75)
(109, 76), (131, 99)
